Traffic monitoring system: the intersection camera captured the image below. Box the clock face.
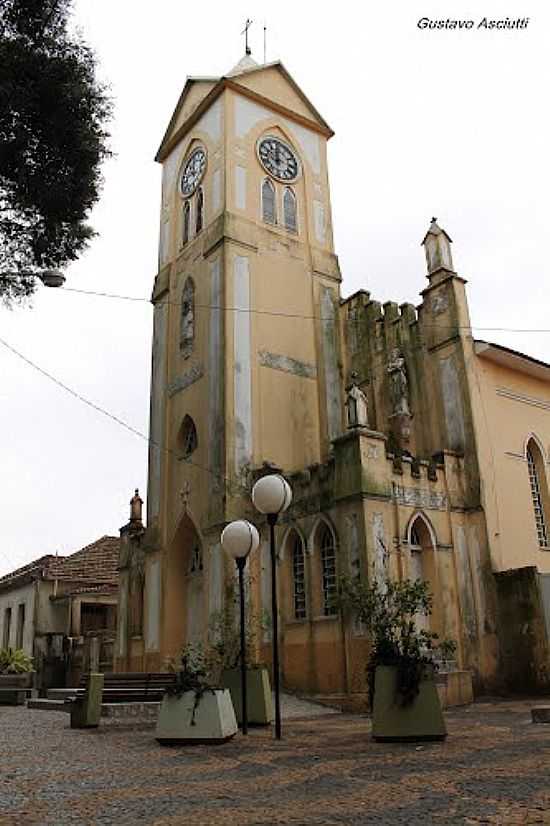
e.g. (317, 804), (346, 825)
(257, 137), (300, 182)
(180, 147), (207, 198)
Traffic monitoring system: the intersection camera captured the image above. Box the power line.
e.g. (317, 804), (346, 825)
(0, 335), (249, 502)
(57, 285), (550, 334)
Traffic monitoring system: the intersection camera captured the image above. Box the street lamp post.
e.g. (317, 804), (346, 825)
(251, 474), (292, 740)
(220, 519), (260, 736)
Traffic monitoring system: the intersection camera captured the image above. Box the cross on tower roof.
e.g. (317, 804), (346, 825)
(241, 18), (253, 55)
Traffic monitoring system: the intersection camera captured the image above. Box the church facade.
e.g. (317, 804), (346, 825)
(115, 55), (550, 697)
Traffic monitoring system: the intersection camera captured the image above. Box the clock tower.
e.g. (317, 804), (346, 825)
(117, 54), (343, 670)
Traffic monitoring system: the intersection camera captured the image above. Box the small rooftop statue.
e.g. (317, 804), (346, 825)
(345, 372), (369, 429)
(130, 489), (143, 524)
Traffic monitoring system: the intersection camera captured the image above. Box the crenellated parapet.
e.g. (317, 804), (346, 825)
(338, 220), (479, 509)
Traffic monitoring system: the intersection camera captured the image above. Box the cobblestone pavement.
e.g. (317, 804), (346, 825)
(1, 698), (549, 825)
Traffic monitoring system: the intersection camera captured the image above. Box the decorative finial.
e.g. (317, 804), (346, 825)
(431, 216), (438, 224)
(241, 18), (253, 55)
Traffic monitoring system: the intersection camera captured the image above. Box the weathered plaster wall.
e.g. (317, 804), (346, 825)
(495, 566), (550, 692)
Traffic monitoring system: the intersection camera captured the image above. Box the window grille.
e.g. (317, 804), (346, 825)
(320, 526), (337, 616)
(283, 187), (297, 232)
(527, 445), (548, 547)
(262, 179), (276, 224)
(182, 201), (190, 245)
(292, 535), (306, 619)
(195, 188), (204, 234)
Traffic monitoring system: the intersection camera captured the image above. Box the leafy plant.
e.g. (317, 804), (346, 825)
(437, 638), (457, 662)
(166, 643), (219, 725)
(338, 577), (439, 708)
(0, 647), (33, 674)
(208, 576), (271, 671)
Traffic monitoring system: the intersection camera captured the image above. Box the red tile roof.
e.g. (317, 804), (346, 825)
(0, 536), (119, 592)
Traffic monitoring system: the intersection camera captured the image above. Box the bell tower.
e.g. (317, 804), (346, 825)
(125, 54), (344, 668)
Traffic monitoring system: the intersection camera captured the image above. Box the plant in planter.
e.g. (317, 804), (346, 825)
(339, 576), (447, 742)
(0, 647), (33, 675)
(209, 591), (273, 726)
(435, 638), (458, 672)
(0, 648), (34, 705)
(155, 642), (237, 745)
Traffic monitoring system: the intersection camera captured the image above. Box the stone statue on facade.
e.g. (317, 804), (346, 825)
(387, 348), (411, 417)
(345, 372), (369, 429)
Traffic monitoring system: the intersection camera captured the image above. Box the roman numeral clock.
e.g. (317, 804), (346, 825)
(257, 136), (300, 182)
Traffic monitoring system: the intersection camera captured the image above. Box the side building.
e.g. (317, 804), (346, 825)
(0, 536), (119, 690)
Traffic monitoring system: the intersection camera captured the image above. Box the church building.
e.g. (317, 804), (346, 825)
(115, 53), (550, 699)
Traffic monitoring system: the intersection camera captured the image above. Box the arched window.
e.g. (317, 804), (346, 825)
(320, 525), (337, 616)
(283, 187), (297, 232)
(189, 543), (203, 574)
(195, 187), (204, 234)
(180, 415), (198, 459)
(180, 277), (195, 357)
(262, 178), (276, 224)
(527, 440), (549, 547)
(291, 534), (306, 620)
(182, 201), (190, 245)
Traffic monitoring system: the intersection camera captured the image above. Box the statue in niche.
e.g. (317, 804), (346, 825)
(180, 278), (195, 358)
(387, 347), (411, 417)
(345, 372), (369, 429)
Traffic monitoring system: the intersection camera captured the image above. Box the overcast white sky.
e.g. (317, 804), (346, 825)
(1, 0), (548, 575)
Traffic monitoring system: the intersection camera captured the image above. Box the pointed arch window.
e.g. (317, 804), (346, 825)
(195, 187), (204, 234)
(283, 187), (297, 232)
(291, 534), (306, 620)
(189, 543), (203, 574)
(527, 441), (549, 547)
(180, 277), (195, 357)
(262, 178), (276, 224)
(182, 201), (191, 245)
(180, 415), (198, 459)
(320, 525), (338, 616)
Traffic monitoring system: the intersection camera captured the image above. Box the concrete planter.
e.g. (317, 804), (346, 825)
(372, 665), (447, 742)
(222, 666), (273, 725)
(0, 672), (34, 689)
(155, 689), (237, 745)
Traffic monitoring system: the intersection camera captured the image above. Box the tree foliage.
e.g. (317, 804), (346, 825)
(0, 0), (112, 302)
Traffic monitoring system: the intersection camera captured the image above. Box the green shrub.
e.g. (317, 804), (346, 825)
(0, 647), (34, 674)
(338, 577), (439, 707)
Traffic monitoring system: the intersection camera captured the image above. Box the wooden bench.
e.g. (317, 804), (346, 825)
(75, 671), (176, 703)
(28, 672), (177, 718)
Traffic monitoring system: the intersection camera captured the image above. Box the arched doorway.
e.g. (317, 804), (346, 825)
(163, 513), (204, 657)
(407, 513), (438, 634)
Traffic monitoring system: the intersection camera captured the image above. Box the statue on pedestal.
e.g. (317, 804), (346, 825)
(345, 372), (369, 429)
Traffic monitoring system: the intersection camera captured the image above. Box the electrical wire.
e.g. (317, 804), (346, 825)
(0, 335), (250, 502)
(55, 285), (550, 334)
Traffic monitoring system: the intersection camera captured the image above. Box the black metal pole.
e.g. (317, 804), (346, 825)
(268, 513), (281, 739)
(236, 557), (248, 735)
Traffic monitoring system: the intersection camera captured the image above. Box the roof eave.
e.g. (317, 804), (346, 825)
(475, 340), (550, 381)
